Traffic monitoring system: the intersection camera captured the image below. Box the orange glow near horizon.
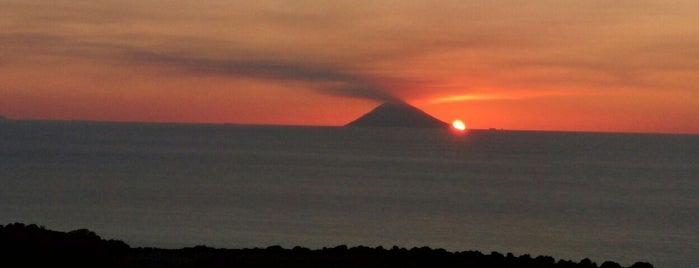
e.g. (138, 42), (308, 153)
(1, 1), (698, 134)
(426, 89), (587, 104)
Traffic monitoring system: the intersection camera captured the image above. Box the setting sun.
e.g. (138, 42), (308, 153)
(452, 120), (466, 131)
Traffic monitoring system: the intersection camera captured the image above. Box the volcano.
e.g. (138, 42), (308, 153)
(346, 102), (448, 128)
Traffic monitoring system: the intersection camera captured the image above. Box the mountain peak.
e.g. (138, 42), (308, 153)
(345, 102), (448, 128)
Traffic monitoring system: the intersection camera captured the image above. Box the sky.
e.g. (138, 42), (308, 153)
(1, 0), (698, 133)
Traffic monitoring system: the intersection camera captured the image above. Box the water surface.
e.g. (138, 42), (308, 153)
(1, 121), (697, 267)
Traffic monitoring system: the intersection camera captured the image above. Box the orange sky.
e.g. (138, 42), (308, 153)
(1, 0), (698, 133)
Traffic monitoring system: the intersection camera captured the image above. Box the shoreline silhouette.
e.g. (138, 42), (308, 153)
(1, 223), (653, 268)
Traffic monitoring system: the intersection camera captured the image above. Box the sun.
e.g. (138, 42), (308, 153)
(452, 120), (466, 131)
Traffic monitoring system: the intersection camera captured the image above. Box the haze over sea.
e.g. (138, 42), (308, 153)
(1, 121), (697, 267)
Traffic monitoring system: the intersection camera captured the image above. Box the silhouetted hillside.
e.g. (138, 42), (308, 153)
(0, 223), (130, 267)
(0, 223), (654, 268)
(346, 102), (448, 128)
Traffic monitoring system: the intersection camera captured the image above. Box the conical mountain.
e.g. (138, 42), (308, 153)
(346, 102), (448, 128)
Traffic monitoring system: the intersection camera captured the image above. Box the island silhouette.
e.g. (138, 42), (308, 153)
(346, 102), (449, 128)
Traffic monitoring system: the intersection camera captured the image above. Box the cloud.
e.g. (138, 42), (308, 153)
(122, 49), (403, 103)
(4, 1), (699, 104)
(0, 31), (402, 103)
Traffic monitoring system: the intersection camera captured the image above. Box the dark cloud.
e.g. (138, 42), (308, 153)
(124, 50), (402, 102)
(5, 0), (698, 104)
(0, 31), (401, 102)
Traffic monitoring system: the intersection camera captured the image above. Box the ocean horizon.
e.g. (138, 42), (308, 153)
(1, 120), (697, 267)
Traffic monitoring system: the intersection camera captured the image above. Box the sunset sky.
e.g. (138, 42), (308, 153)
(1, 1), (698, 133)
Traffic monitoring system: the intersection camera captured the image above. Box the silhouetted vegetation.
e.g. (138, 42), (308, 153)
(0, 223), (653, 268)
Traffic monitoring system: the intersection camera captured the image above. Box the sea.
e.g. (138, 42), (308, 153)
(1, 120), (697, 267)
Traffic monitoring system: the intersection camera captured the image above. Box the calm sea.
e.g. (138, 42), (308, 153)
(1, 121), (697, 267)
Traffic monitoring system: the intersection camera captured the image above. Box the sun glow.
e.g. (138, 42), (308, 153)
(431, 94), (508, 103)
(452, 120), (466, 131)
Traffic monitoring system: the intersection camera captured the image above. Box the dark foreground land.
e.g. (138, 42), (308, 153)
(1, 223), (653, 268)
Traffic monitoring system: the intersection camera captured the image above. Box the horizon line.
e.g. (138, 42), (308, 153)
(3, 118), (697, 136)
